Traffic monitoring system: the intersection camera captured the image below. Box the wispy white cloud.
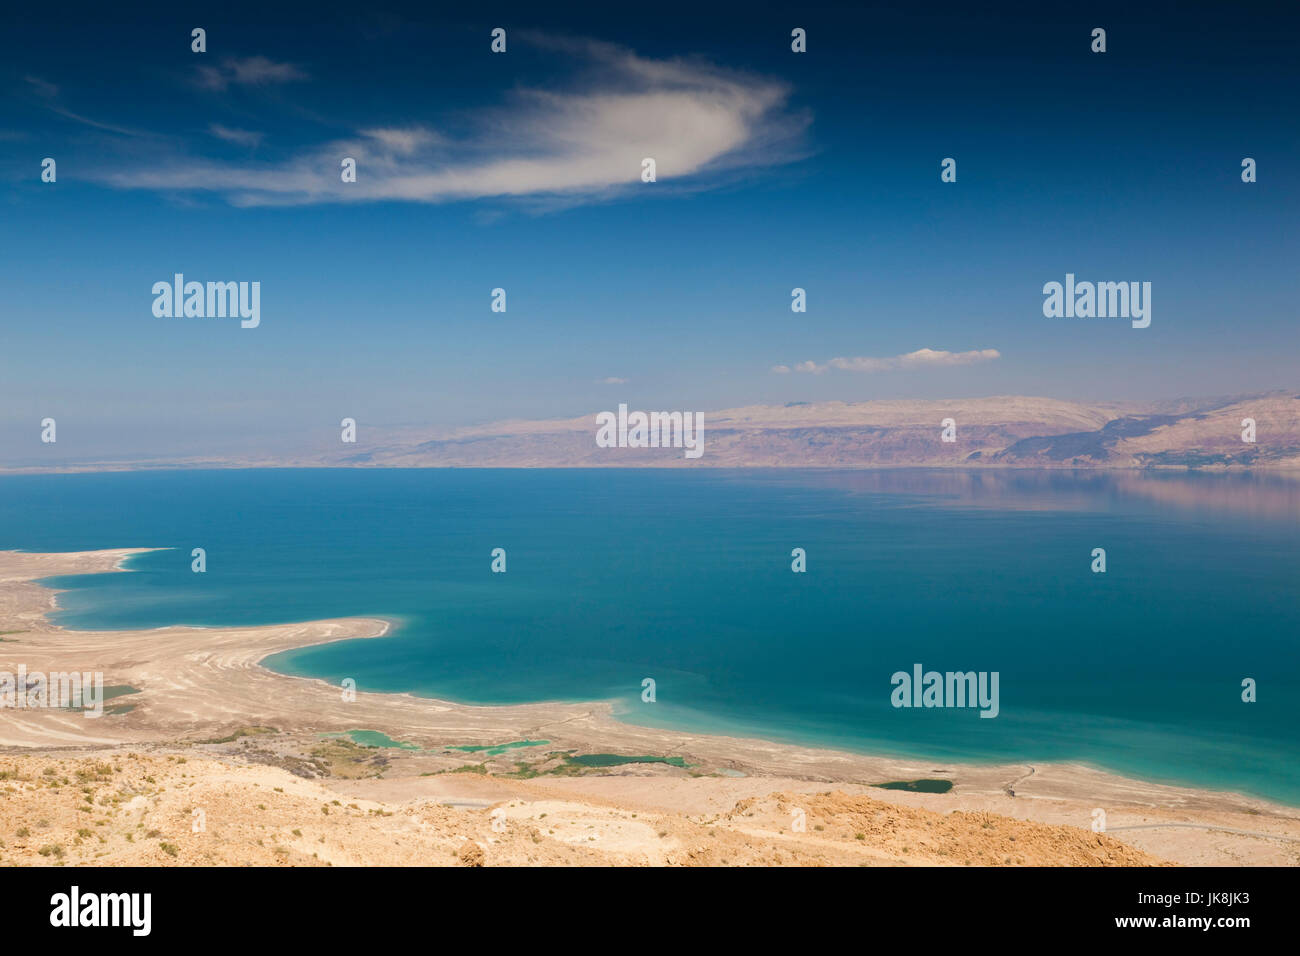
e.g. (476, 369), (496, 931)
(596, 376), (629, 385)
(209, 124), (264, 147)
(23, 74), (149, 137)
(23, 75), (58, 99)
(359, 127), (443, 155)
(196, 56), (309, 91)
(91, 37), (807, 208)
(773, 348), (1001, 375)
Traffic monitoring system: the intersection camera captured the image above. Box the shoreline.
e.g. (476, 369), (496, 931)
(3, 547), (1299, 866)
(5, 462), (1300, 476)
(44, 548), (1296, 810)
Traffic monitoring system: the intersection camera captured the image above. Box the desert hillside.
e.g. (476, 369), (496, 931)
(0, 752), (1164, 867)
(324, 392), (1300, 469)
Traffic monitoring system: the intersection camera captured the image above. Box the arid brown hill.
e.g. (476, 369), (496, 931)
(320, 392), (1300, 470)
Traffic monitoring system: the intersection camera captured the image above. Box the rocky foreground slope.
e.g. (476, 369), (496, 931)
(0, 752), (1165, 867)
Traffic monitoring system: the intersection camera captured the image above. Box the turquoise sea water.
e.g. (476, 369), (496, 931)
(1, 468), (1297, 803)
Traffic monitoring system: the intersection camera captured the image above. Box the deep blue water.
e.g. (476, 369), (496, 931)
(1, 468), (1297, 803)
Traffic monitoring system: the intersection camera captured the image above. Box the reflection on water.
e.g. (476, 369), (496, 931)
(728, 468), (1300, 521)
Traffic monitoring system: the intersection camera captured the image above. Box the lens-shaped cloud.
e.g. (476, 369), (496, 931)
(92, 37), (807, 208)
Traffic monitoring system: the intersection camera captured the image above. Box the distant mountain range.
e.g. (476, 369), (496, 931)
(7, 392), (1300, 472)
(304, 391), (1299, 470)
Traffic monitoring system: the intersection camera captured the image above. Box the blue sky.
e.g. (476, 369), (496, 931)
(2, 1), (1298, 459)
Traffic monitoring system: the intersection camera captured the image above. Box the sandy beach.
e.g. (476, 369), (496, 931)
(1, 548), (1297, 866)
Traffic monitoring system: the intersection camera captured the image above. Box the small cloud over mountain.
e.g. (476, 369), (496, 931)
(774, 348), (1001, 375)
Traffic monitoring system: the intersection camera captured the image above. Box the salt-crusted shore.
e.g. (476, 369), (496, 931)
(1, 548), (1297, 866)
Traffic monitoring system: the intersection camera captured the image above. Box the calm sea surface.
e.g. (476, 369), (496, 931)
(2, 468), (1297, 803)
